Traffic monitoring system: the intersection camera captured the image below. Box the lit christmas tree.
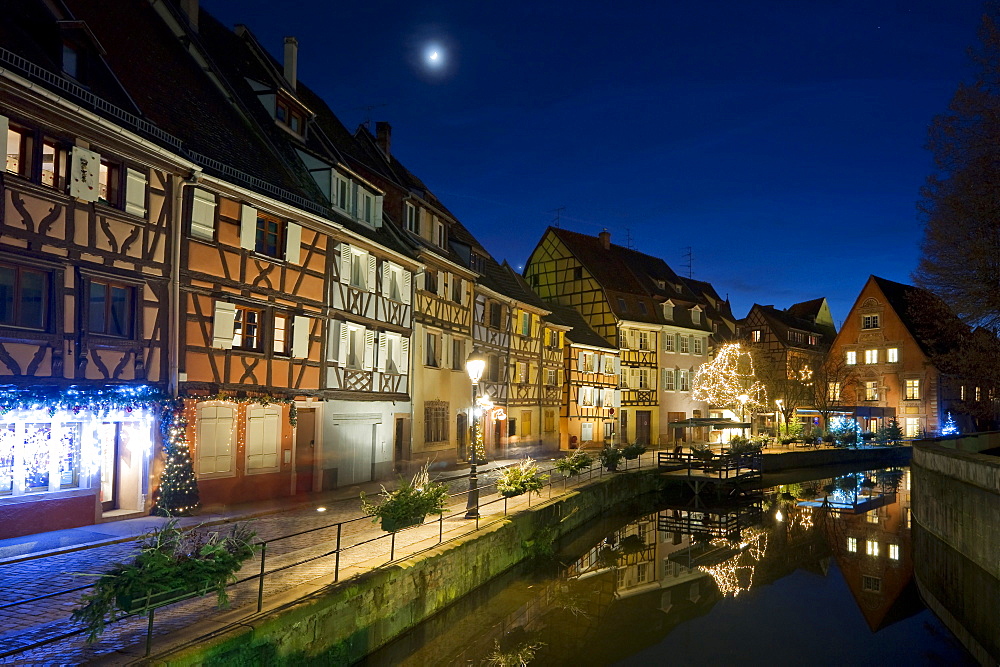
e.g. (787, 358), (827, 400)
(692, 343), (768, 419)
(941, 411), (960, 436)
(153, 400), (200, 516)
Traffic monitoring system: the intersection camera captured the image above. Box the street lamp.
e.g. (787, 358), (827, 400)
(775, 399), (784, 439)
(465, 350), (487, 519)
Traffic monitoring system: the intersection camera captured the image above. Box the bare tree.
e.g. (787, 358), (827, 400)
(812, 357), (861, 431)
(916, 6), (1000, 330)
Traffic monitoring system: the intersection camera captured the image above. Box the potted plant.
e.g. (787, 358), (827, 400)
(73, 520), (258, 642)
(361, 463), (449, 532)
(496, 458), (548, 498)
(621, 442), (647, 460)
(554, 450), (594, 476)
(598, 445), (624, 472)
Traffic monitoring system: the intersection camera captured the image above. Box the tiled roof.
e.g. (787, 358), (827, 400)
(870, 275), (966, 359)
(548, 305), (616, 350)
(746, 302), (837, 349)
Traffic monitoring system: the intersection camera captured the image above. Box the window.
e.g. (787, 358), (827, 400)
(546, 368), (557, 386)
(578, 386), (595, 407)
(573, 266), (583, 281)
(488, 301), (502, 329)
(255, 213), (283, 258)
(424, 401), (449, 443)
(196, 403), (235, 477)
(637, 368), (651, 389)
(637, 562), (649, 584)
(380, 331), (408, 374)
(521, 311), (531, 337)
(693, 337), (704, 355)
(866, 540), (879, 557)
(348, 248), (373, 291)
(487, 354), (500, 381)
(5, 124), (32, 176)
(0, 264), (48, 330)
(638, 301), (648, 315)
(550, 330), (561, 348)
(866, 511), (879, 524)
(508, 419), (517, 437)
(404, 202), (419, 233)
(88, 280), (133, 337)
(691, 309), (701, 324)
(338, 322), (371, 370)
(359, 191), (375, 225)
(275, 98), (305, 135)
(521, 411), (531, 436)
(905, 379), (920, 400)
(865, 381), (878, 401)
(544, 410), (555, 433)
(750, 329), (761, 343)
(233, 306), (261, 351)
(887, 348), (899, 363)
(976, 386), (982, 401)
(846, 351), (857, 365)
(827, 382), (840, 401)
(808, 335), (818, 346)
(451, 337), (464, 371)
(425, 331), (440, 367)
(581, 353), (595, 373)
(847, 537), (857, 552)
(638, 331), (652, 350)
(905, 418), (920, 438)
(273, 314), (288, 355)
(601, 388), (615, 408)
(385, 262), (404, 302)
(677, 369), (690, 392)
(662, 302), (673, 320)
(863, 349), (877, 364)
(788, 331), (804, 344)
(451, 276), (463, 303)
(617, 297), (627, 312)
(604, 355), (617, 374)
(862, 576), (881, 592)
(663, 367), (675, 391)
(41, 137), (67, 190)
(99, 158), (122, 208)
(862, 314), (880, 330)
(680, 335), (690, 354)
(334, 175), (350, 211)
(246, 405), (281, 473)
(664, 333), (675, 352)
(888, 544), (900, 561)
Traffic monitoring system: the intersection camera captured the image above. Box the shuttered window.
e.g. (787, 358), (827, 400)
(246, 406), (281, 473)
(196, 403), (235, 477)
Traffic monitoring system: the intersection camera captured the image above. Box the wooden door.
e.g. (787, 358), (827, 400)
(295, 408), (316, 493)
(636, 410), (651, 445)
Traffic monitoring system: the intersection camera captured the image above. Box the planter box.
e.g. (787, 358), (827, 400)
(381, 514), (426, 532)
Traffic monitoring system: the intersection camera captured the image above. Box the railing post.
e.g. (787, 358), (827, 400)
(334, 523), (342, 582)
(391, 531), (396, 562)
(439, 513), (443, 543)
(145, 608), (155, 657)
(257, 542), (267, 613)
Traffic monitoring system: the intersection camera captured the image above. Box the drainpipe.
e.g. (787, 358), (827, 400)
(169, 169), (201, 398)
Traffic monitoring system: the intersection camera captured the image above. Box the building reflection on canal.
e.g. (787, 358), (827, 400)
(362, 467), (976, 666)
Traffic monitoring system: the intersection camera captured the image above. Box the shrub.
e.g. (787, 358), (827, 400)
(496, 458), (548, 498)
(621, 442), (647, 460)
(598, 446), (624, 471)
(361, 463), (449, 532)
(554, 450), (594, 476)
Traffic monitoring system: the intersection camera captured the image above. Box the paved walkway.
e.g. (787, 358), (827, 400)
(0, 453), (634, 664)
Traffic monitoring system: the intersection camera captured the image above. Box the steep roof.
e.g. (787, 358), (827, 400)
(548, 305), (616, 350)
(869, 275), (967, 359)
(745, 300), (838, 349)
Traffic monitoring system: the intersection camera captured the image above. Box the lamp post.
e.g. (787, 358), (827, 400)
(737, 393), (749, 437)
(465, 350), (487, 519)
(775, 399), (784, 440)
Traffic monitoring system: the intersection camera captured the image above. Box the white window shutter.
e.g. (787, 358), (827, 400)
(577, 386), (586, 408)
(285, 222), (301, 263)
(240, 204), (257, 250)
(337, 321), (348, 366)
(211, 302), (236, 349)
(125, 168), (147, 217)
(362, 328), (375, 370)
(292, 315), (310, 358)
(437, 272), (447, 298)
(374, 195), (383, 227)
(190, 188), (217, 240)
(0, 117), (7, 149)
(366, 252), (376, 293)
(415, 271), (426, 291)
(339, 244), (351, 284)
(402, 270), (412, 305)
(577, 353), (584, 372)
(596, 354), (604, 374)
(70, 146), (100, 202)
(382, 261), (391, 297)
(378, 332), (388, 371)
(455, 277), (463, 304)
(442, 333), (452, 369)
(400, 336), (410, 374)
(614, 389), (621, 408)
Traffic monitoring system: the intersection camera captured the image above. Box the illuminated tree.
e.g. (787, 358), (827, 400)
(153, 401), (200, 516)
(692, 343), (768, 421)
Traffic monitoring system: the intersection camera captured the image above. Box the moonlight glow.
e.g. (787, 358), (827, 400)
(424, 45), (445, 68)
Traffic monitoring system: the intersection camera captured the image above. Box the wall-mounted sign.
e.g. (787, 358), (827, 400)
(492, 408), (507, 421)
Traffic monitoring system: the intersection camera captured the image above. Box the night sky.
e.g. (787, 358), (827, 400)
(203, 1), (984, 327)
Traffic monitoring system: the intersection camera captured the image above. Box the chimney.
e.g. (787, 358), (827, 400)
(599, 229), (611, 250)
(376, 121), (392, 160)
(283, 37), (298, 90)
(180, 0), (199, 31)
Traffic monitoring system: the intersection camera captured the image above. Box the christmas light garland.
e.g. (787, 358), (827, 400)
(0, 383), (166, 418)
(691, 343), (768, 416)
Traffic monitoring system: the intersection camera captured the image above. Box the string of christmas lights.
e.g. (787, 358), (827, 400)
(691, 343), (768, 416)
(153, 399), (199, 516)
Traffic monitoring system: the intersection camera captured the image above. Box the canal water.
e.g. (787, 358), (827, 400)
(362, 466), (975, 666)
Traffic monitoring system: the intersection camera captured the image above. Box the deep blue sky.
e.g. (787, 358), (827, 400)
(203, 1), (984, 326)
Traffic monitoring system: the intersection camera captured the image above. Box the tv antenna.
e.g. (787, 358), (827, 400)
(354, 103), (388, 130)
(625, 227), (634, 250)
(682, 246), (693, 278)
(550, 206), (565, 227)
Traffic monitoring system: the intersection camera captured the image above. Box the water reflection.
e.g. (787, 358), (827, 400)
(364, 467), (973, 666)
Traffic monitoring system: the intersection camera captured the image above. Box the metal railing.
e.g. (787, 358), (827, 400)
(0, 451), (654, 661)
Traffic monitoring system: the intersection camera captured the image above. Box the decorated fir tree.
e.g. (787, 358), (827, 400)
(941, 412), (960, 436)
(153, 402), (200, 516)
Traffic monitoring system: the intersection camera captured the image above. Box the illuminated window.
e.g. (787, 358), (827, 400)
(865, 349), (878, 364)
(905, 379), (920, 400)
(273, 314), (288, 355)
(866, 511), (879, 524)
(866, 540), (879, 557)
(98, 158), (122, 208)
(865, 381), (878, 401)
(847, 537), (857, 552)
(887, 348), (899, 363)
(546, 368), (557, 386)
(40, 137), (67, 190)
(601, 388), (615, 408)
(663, 367), (675, 391)
(678, 369), (691, 392)
(604, 355), (616, 374)
(637, 368), (651, 389)
(5, 124), (32, 176)
(680, 335), (690, 353)
(888, 544), (900, 561)
(905, 418), (920, 438)
(88, 280), (133, 338)
(862, 314), (880, 329)
(638, 331), (652, 350)
(0, 264), (48, 330)
(976, 386), (982, 401)
(232, 306), (261, 351)
(581, 353), (595, 373)
(827, 382), (840, 401)
(578, 386), (595, 407)
(693, 337), (704, 355)
(808, 334), (818, 346)
(960, 385), (966, 401)
(750, 329), (761, 343)
(664, 333), (675, 352)
(846, 351), (857, 365)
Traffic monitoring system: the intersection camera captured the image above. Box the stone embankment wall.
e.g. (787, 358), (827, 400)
(156, 470), (665, 666)
(760, 446), (910, 473)
(912, 440), (1000, 665)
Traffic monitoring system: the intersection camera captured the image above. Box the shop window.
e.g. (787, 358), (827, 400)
(0, 264), (49, 330)
(88, 279), (134, 338)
